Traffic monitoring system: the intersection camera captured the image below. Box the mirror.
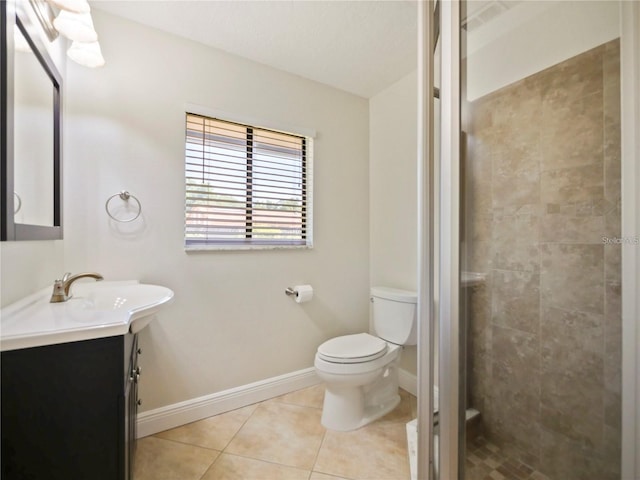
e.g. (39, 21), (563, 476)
(1, 0), (62, 241)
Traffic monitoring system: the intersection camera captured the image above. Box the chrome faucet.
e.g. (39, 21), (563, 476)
(50, 272), (104, 303)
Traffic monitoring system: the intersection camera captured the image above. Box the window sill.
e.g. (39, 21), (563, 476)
(185, 243), (313, 252)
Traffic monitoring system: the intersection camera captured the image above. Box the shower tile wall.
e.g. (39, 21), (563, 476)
(465, 39), (621, 480)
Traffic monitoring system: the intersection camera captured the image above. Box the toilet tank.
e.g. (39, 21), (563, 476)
(370, 287), (417, 346)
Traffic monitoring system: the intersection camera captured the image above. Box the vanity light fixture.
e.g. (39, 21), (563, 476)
(52, 10), (97, 42)
(46, 0), (90, 14)
(67, 40), (105, 68)
(42, 0), (105, 68)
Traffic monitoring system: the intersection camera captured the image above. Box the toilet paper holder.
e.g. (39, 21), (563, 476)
(285, 284), (313, 303)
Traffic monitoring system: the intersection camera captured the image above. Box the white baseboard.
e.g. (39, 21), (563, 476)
(137, 366), (419, 438)
(136, 367), (320, 438)
(398, 368), (418, 396)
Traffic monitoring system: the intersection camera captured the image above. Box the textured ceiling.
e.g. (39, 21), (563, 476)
(91, 0), (419, 99)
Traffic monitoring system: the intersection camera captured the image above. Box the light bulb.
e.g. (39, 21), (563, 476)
(67, 41), (105, 68)
(53, 11), (98, 42)
(46, 0), (90, 14)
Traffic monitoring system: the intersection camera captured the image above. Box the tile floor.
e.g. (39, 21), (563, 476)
(134, 384), (416, 480)
(134, 384), (551, 480)
(464, 436), (550, 480)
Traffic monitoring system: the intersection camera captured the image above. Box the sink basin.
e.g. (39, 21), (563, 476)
(1, 280), (174, 351)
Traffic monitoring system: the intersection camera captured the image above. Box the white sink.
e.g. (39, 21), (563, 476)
(1, 280), (174, 351)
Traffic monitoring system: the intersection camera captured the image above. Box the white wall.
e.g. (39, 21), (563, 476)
(369, 70), (418, 375)
(63, 10), (370, 411)
(467, 1), (620, 100)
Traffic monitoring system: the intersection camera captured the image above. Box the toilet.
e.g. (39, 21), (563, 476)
(314, 286), (417, 431)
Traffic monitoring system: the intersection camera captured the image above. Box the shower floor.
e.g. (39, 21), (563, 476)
(465, 436), (550, 480)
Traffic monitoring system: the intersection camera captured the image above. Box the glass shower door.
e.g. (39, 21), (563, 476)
(455, 1), (623, 479)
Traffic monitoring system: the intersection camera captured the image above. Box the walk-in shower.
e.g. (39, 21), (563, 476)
(417, 1), (640, 479)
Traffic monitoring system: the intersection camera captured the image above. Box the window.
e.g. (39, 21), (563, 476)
(185, 113), (312, 249)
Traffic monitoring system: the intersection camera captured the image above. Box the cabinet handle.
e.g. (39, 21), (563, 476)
(137, 399), (142, 406)
(137, 348), (142, 355)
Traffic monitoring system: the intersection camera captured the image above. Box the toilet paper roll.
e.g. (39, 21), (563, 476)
(294, 284), (313, 303)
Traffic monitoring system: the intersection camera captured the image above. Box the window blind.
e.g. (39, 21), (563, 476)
(185, 113), (310, 248)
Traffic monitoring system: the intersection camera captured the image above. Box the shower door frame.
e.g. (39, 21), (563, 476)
(416, 1), (436, 479)
(621, 2), (640, 478)
(419, 0), (640, 478)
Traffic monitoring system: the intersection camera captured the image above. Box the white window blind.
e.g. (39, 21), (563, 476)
(185, 113), (311, 248)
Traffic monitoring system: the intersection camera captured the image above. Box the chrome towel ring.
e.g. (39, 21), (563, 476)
(105, 191), (142, 223)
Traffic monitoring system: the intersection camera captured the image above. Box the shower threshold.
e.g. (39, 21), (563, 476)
(406, 408), (480, 480)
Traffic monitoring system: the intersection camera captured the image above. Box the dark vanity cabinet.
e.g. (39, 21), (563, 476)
(1, 334), (141, 480)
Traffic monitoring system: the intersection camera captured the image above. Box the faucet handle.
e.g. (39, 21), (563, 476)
(55, 272), (72, 283)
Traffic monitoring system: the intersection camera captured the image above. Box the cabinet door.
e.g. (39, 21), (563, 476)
(1, 337), (123, 480)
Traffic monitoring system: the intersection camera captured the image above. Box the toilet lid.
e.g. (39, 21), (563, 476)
(317, 333), (388, 364)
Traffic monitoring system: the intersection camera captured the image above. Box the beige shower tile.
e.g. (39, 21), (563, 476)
(540, 427), (611, 480)
(314, 421), (410, 480)
(271, 383), (325, 409)
(604, 244), (621, 283)
(201, 453), (310, 480)
(491, 270), (539, 334)
(605, 280), (622, 353)
(492, 145), (540, 209)
(603, 424), (622, 478)
(604, 83), (621, 212)
(540, 163), (603, 205)
(540, 306), (604, 380)
(540, 244), (604, 314)
(540, 95), (603, 172)
(133, 436), (219, 480)
(491, 212), (539, 272)
(603, 39), (620, 90)
(469, 239), (493, 273)
(490, 325), (540, 414)
(539, 213), (605, 244)
(225, 401), (325, 469)
(539, 306), (604, 449)
(604, 389), (621, 431)
(154, 404), (257, 451)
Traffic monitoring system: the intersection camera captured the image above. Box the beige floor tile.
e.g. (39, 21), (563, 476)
(310, 472), (353, 480)
(201, 453), (310, 480)
(133, 436), (219, 480)
(314, 421), (410, 480)
(225, 401), (326, 470)
(155, 404), (257, 450)
(271, 383), (326, 409)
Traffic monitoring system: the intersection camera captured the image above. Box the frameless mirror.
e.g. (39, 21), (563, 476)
(1, 0), (62, 241)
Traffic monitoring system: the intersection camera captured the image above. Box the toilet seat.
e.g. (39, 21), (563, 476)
(317, 333), (387, 364)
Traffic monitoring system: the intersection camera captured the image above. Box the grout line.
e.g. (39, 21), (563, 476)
(309, 426), (327, 477)
(147, 434), (220, 453)
(220, 403), (262, 454)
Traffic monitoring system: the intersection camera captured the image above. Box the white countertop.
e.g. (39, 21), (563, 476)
(0, 280), (174, 352)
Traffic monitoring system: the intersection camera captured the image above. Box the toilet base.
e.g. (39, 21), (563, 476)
(320, 363), (400, 431)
